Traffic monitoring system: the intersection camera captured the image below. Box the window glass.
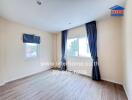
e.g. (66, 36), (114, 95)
(66, 36), (91, 58)
(67, 38), (79, 57)
(79, 37), (91, 57)
(25, 43), (38, 58)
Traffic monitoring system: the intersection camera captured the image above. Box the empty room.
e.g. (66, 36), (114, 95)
(0, 0), (132, 100)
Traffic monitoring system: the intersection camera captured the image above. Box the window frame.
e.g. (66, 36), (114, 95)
(66, 36), (91, 58)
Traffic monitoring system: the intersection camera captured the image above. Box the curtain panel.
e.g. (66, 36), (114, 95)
(23, 34), (40, 44)
(61, 30), (68, 71)
(85, 21), (101, 81)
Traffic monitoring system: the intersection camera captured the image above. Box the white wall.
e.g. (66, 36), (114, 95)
(97, 17), (123, 84)
(0, 27), (5, 85)
(0, 17), (54, 85)
(57, 17), (123, 84)
(123, 0), (132, 99)
(52, 34), (58, 68)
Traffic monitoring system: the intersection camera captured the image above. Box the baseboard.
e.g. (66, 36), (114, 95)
(66, 70), (122, 85)
(123, 85), (129, 100)
(0, 82), (6, 86)
(1, 67), (51, 86)
(101, 77), (123, 85)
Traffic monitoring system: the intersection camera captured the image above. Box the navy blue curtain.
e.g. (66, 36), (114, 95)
(23, 34), (40, 44)
(61, 30), (68, 71)
(85, 21), (101, 81)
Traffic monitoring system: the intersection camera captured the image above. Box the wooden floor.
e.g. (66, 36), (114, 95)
(0, 70), (127, 100)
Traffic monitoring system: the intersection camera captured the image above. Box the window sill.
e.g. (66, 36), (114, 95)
(24, 56), (39, 61)
(66, 56), (92, 60)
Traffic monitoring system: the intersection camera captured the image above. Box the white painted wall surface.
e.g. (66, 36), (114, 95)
(0, 17), (54, 85)
(123, 0), (132, 99)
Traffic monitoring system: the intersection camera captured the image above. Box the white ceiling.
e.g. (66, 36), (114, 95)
(0, 0), (125, 33)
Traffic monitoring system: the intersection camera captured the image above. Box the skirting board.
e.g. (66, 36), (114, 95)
(67, 70), (122, 85)
(0, 82), (6, 86)
(101, 77), (123, 85)
(0, 67), (52, 87)
(68, 70), (123, 85)
(0, 68), (123, 86)
(123, 85), (129, 100)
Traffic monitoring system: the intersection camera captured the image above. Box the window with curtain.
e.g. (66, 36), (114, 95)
(23, 34), (40, 59)
(66, 36), (91, 58)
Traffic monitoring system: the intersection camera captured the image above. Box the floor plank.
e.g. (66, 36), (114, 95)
(0, 70), (128, 100)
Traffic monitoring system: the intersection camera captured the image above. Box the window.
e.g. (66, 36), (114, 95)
(66, 37), (91, 57)
(25, 43), (38, 58)
(67, 38), (79, 57)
